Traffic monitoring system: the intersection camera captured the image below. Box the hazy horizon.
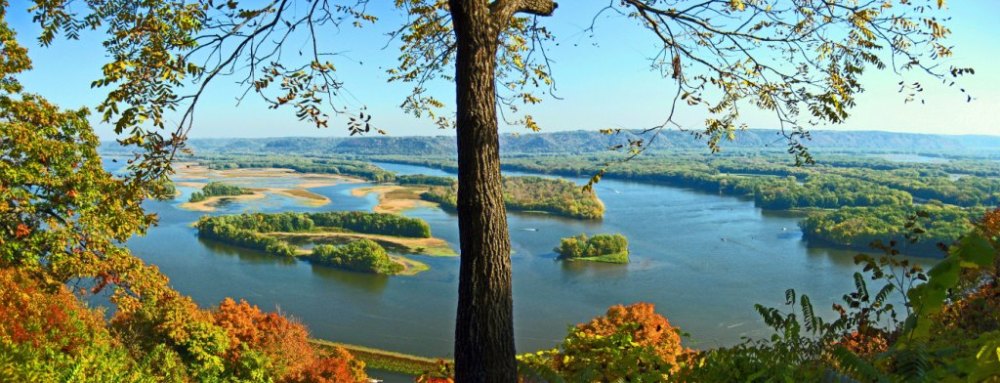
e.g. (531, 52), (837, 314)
(98, 127), (1000, 142)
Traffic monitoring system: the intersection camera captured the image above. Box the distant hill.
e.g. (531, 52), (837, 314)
(102, 129), (1000, 157)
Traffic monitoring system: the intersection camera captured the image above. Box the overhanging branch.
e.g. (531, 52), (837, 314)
(491, 0), (557, 26)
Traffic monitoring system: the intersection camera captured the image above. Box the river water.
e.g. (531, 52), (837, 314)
(124, 160), (933, 367)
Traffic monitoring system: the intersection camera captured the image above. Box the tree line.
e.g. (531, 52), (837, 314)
(197, 155), (397, 183)
(196, 211), (431, 239)
(371, 152), (999, 210)
(800, 203), (980, 257)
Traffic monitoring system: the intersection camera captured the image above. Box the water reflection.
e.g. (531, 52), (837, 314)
(309, 264), (391, 294)
(197, 238), (298, 266)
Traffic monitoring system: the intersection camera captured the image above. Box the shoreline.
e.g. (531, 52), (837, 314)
(351, 185), (436, 214)
(172, 162), (358, 211)
(309, 339), (445, 377)
(270, 231), (457, 257)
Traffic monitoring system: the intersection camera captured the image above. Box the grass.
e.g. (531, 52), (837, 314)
(390, 255), (429, 276)
(309, 339), (445, 376)
(565, 251), (630, 264)
(271, 229), (457, 257)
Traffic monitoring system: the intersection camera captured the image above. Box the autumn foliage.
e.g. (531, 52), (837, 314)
(212, 298), (367, 382)
(573, 303), (688, 369)
(518, 302), (690, 381)
(0, 268), (106, 354)
(0, 8), (367, 379)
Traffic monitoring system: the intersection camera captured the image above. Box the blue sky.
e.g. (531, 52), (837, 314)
(6, 0), (999, 139)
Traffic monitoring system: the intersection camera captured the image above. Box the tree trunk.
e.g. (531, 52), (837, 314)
(449, 1), (517, 382)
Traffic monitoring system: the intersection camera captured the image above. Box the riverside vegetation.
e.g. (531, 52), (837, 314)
(372, 152), (998, 257)
(195, 212), (441, 274)
(190, 155), (607, 219)
(188, 181), (253, 202)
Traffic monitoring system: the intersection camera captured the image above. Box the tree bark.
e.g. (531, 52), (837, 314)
(449, 1), (516, 382)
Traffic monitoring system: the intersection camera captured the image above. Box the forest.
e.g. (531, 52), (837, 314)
(188, 181), (253, 202)
(554, 233), (630, 264)
(799, 204), (980, 256)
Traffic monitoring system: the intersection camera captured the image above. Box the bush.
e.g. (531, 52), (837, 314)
(310, 240), (403, 274)
(554, 233), (629, 263)
(518, 303), (688, 381)
(189, 182), (252, 202)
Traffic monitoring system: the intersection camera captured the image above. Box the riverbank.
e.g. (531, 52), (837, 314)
(309, 339), (444, 377)
(351, 185), (435, 214)
(272, 231), (457, 257)
(179, 193), (267, 212)
(172, 162), (363, 211)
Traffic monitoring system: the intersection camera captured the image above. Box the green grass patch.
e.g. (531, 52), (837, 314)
(309, 339), (445, 376)
(568, 251), (630, 264)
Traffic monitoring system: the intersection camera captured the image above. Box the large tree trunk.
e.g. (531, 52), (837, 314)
(449, 1), (517, 382)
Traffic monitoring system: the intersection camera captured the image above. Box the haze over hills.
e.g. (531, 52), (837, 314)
(102, 129), (1000, 157)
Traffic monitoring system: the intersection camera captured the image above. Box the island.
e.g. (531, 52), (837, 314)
(554, 233), (630, 264)
(195, 211), (456, 275)
(310, 239), (403, 274)
(416, 176), (605, 219)
(189, 181), (253, 202)
(799, 203), (978, 257)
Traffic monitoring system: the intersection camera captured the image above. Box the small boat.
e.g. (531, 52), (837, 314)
(522, 228), (539, 232)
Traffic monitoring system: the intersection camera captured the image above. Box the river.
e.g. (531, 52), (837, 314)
(123, 160), (933, 379)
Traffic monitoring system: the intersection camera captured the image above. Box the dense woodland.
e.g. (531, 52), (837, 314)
(801, 204), (980, 256)
(188, 181), (253, 202)
(554, 233), (630, 264)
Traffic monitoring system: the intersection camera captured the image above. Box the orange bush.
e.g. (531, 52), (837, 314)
(289, 347), (368, 383)
(836, 329), (891, 358)
(212, 298), (368, 382)
(0, 268), (107, 353)
(213, 298), (314, 378)
(574, 302), (688, 369)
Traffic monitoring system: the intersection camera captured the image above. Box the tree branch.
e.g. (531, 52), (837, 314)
(491, 0), (557, 26)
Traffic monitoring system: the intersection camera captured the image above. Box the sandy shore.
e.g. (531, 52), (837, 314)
(174, 162), (363, 185)
(390, 255), (429, 276)
(178, 193), (267, 212)
(172, 162), (361, 211)
(351, 185), (435, 214)
(270, 231), (457, 257)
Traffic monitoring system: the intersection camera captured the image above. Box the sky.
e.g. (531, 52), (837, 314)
(5, 0), (999, 140)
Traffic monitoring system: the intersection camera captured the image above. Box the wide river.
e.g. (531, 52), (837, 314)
(126, 160), (933, 364)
